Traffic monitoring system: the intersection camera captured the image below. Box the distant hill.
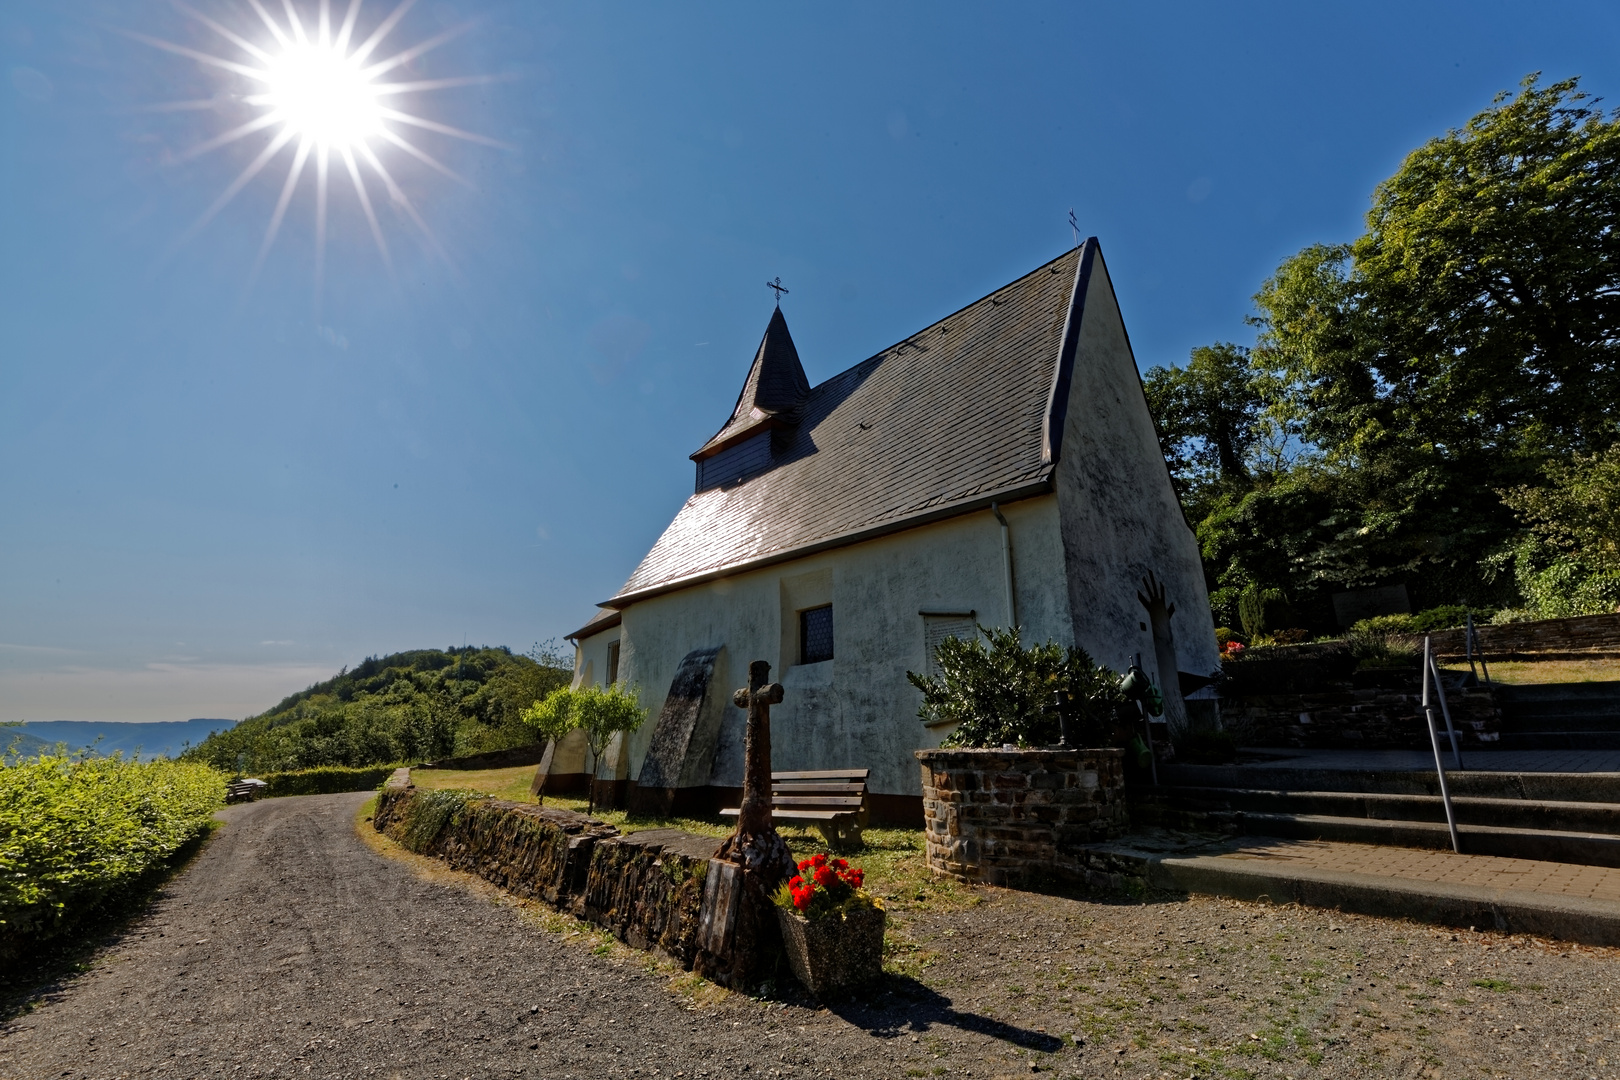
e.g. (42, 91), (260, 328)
(181, 646), (571, 774)
(5, 719), (236, 761)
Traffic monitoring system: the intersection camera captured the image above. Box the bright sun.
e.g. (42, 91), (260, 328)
(127, 1), (510, 296)
(263, 41), (382, 148)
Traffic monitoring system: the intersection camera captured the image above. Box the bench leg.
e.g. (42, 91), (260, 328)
(817, 820), (864, 852)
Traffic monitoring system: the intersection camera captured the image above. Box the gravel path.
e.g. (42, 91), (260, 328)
(6, 793), (1620, 1080)
(0, 794), (1061, 1080)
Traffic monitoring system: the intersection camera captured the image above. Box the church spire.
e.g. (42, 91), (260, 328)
(691, 306), (811, 461)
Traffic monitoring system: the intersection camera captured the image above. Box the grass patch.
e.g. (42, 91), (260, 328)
(1440, 658), (1620, 684)
(1471, 978), (1515, 993)
(409, 764), (538, 802)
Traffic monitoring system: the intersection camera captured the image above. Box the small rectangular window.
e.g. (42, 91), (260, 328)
(800, 605), (834, 665)
(606, 640), (621, 686)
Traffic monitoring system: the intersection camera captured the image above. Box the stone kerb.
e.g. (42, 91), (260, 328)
(914, 747), (1128, 888)
(372, 782), (719, 969)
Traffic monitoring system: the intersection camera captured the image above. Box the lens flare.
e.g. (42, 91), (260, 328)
(124, 0), (513, 301)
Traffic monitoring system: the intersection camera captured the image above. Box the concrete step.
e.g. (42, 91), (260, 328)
(1077, 834), (1620, 948)
(1496, 731), (1620, 750)
(1158, 764), (1620, 802)
(1136, 786), (1620, 834)
(1128, 808), (1620, 867)
(1500, 711), (1620, 732)
(1496, 681), (1620, 703)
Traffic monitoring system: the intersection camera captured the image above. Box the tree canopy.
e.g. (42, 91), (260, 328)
(182, 644), (573, 774)
(1145, 75), (1620, 629)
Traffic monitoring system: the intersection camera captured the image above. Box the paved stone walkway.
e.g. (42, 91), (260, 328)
(1211, 836), (1620, 901)
(1241, 747), (1620, 772)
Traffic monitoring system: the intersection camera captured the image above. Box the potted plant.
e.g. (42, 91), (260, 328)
(772, 854), (885, 998)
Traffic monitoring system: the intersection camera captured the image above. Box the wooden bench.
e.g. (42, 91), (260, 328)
(226, 778), (267, 804)
(721, 769), (870, 849)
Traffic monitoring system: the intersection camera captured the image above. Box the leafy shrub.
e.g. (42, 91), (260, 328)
(259, 764), (398, 798)
(396, 788), (479, 853)
(1347, 628), (1420, 669)
(1409, 605), (1477, 633)
(1238, 584), (1284, 643)
(1271, 628), (1311, 645)
(906, 625), (1124, 749)
(0, 755), (223, 957)
(1350, 614), (1417, 635)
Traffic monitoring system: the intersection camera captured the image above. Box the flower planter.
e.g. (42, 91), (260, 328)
(775, 903), (885, 998)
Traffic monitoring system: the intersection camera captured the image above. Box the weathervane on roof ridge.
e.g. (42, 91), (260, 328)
(1068, 208), (1080, 249)
(766, 276), (789, 307)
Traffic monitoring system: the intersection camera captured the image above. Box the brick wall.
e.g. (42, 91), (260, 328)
(915, 748), (1128, 889)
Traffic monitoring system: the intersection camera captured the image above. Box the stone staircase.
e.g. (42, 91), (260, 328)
(1494, 681), (1620, 750)
(1131, 761), (1620, 867)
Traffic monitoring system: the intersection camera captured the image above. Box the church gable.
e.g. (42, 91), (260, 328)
(609, 246), (1089, 605)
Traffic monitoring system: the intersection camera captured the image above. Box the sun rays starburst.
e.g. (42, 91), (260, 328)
(127, 0), (511, 303)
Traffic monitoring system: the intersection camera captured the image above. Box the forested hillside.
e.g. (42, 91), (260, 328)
(1145, 75), (1620, 636)
(182, 645), (572, 773)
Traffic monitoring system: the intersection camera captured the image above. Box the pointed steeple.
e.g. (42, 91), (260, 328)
(691, 307), (811, 461)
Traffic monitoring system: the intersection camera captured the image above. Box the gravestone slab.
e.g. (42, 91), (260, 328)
(628, 646), (723, 815)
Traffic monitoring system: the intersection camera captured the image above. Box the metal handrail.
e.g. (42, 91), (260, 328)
(1421, 634), (1462, 853)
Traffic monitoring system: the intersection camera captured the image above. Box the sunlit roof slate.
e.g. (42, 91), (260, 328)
(609, 248), (1082, 605)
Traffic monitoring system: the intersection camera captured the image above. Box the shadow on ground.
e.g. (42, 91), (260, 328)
(827, 976), (1064, 1052)
(0, 823), (219, 1022)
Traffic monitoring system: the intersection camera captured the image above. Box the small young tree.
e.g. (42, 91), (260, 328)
(519, 684), (648, 812)
(573, 684), (647, 812)
(906, 626), (1124, 749)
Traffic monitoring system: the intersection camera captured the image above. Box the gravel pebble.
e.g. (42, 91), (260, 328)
(3, 793), (1619, 1080)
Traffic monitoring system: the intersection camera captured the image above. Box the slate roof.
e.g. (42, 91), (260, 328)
(566, 607), (622, 642)
(608, 246), (1086, 606)
(692, 306), (812, 459)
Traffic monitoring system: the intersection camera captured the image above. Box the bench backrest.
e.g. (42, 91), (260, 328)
(769, 769), (868, 812)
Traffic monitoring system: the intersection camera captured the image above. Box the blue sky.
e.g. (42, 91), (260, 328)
(3, 1), (1616, 722)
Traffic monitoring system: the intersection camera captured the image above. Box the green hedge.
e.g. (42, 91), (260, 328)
(0, 755), (224, 959)
(258, 765), (398, 798)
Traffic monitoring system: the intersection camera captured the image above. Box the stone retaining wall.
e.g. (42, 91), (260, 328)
(915, 748), (1128, 889)
(1221, 669), (1501, 750)
(373, 775), (717, 967)
(1422, 612), (1620, 660)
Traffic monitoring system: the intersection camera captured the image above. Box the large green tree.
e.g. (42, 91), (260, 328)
(1165, 74), (1620, 618)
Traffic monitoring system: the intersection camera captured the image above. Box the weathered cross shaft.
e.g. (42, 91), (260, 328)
(697, 660), (793, 988)
(733, 660), (784, 837)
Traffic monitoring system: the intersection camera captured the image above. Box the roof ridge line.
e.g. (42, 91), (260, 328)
(802, 246), (1085, 394)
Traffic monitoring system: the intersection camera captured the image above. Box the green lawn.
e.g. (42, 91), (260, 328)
(1440, 657), (1620, 684)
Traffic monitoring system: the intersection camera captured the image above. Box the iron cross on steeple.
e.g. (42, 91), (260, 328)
(766, 276), (789, 307)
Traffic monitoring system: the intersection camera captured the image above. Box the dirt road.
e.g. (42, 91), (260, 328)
(0, 793), (1058, 1080)
(8, 793), (1620, 1079)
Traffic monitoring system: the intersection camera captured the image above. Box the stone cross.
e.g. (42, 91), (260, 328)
(732, 660), (784, 837)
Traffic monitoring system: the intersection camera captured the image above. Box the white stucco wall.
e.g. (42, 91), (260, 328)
(1052, 250), (1222, 690)
(616, 494), (1068, 797)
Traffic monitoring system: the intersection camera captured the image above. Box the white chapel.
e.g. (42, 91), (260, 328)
(550, 240), (1220, 823)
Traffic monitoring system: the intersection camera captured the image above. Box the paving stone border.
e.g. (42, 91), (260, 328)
(372, 771), (717, 968)
(915, 747), (1128, 888)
